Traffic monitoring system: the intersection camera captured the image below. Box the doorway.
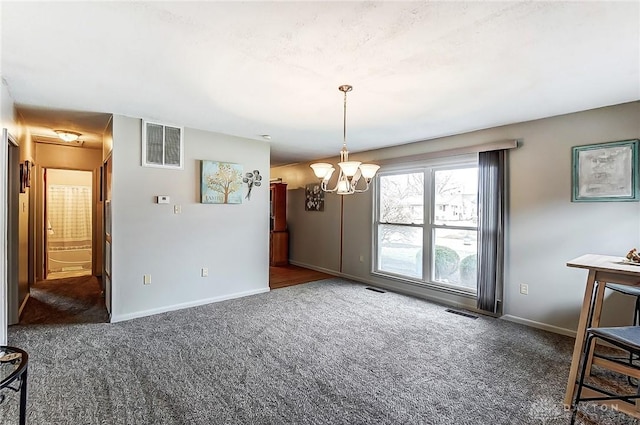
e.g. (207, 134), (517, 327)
(44, 169), (93, 280)
(18, 165), (107, 325)
(2, 129), (20, 334)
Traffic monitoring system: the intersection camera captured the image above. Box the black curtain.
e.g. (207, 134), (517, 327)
(477, 150), (506, 314)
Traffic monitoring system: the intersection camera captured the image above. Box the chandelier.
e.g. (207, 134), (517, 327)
(310, 85), (379, 195)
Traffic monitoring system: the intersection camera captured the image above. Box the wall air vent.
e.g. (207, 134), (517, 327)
(142, 120), (183, 169)
(365, 287), (386, 293)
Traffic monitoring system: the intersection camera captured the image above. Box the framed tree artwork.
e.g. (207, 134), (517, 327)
(201, 161), (244, 204)
(572, 139), (640, 202)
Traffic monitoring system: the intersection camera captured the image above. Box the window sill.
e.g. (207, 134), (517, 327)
(371, 270), (477, 299)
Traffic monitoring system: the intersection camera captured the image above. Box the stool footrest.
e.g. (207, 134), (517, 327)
(576, 387), (640, 420)
(578, 382), (640, 404)
(592, 355), (640, 379)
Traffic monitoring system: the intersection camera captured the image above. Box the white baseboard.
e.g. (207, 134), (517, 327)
(288, 260), (338, 277)
(111, 287), (270, 323)
(501, 314), (576, 337)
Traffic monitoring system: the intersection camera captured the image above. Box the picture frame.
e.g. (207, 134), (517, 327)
(200, 160), (244, 204)
(19, 163), (26, 193)
(99, 165), (103, 202)
(24, 160), (31, 188)
(305, 183), (324, 211)
(572, 139), (640, 202)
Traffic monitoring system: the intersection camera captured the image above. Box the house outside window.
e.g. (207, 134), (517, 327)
(374, 156), (478, 294)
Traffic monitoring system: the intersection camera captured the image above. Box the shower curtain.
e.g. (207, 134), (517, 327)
(48, 185), (92, 243)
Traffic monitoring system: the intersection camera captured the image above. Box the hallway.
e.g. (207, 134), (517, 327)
(19, 275), (108, 325)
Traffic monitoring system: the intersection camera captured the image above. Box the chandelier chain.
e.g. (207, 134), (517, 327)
(343, 88), (347, 148)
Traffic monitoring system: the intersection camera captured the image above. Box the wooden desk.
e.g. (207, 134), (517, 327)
(565, 254), (640, 409)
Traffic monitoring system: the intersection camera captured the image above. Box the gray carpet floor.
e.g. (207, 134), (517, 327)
(0, 278), (635, 424)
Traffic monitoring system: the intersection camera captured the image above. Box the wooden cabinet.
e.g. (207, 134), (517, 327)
(270, 231), (289, 266)
(270, 183), (287, 232)
(270, 183), (288, 266)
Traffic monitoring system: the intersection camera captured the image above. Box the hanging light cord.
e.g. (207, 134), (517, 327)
(343, 88), (347, 149)
(339, 84), (352, 162)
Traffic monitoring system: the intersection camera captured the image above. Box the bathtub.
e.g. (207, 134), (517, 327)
(48, 241), (92, 272)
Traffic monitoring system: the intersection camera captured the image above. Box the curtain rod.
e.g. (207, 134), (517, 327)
(378, 139), (520, 166)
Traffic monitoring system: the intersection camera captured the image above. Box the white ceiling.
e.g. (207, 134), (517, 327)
(2, 1), (639, 165)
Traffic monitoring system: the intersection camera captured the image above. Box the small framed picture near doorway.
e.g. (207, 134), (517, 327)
(572, 139), (640, 202)
(19, 163), (26, 193)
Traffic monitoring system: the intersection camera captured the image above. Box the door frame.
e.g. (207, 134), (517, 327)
(1, 128), (18, 344)
(43, 168), (94, 280)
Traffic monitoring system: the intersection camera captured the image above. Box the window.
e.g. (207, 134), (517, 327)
(374, 157), (478, 294)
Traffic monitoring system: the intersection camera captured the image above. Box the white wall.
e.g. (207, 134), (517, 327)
(272, 101), (640, 335)
(111, 115), (270, 321)
(1, 79), (17, 136)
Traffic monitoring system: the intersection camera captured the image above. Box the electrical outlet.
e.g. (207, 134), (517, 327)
(174, 205), (182, 214)
(201, 268), (208, 277)
(519, 283), (528, 295)
(359, 255), (364, 263)
(144, 274), (151, 285)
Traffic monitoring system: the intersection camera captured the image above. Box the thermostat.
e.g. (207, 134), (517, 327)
(157, 196), (170, 204)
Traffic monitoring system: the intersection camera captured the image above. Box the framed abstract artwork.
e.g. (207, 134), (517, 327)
(19, 163), (25, 193)
(24, 160), (31, 188)
(572, 139), (640, 202)
(305, 183), (324, 211)
(200, 160), (244, 204)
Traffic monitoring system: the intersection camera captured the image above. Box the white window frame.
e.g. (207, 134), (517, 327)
(373, 154), (478, 296)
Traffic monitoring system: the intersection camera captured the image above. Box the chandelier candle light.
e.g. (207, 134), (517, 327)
(310, 85), (379, 195)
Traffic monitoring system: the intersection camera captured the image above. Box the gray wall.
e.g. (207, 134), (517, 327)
(271, 101), (640, 335)
(111, 115), (270, 321)
(287, 188), (341, 272)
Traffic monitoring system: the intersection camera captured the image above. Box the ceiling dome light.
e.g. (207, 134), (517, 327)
(55, 130), (81, 142)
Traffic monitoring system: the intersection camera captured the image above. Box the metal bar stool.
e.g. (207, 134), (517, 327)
(571, 326), (640, 424)
(0, 346), (28, 425)
(605, 284), (640, 383)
